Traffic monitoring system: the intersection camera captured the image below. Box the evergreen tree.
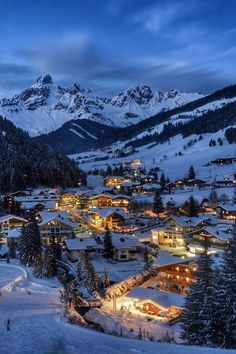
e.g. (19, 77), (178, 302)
(215, 222), (236, 348)
(143, 246), (153, 270)
(160, 172), (166, 191)
(86, 257), (98, 295)
(186, 196), (199, 217)
(18, 220), (42, 267)
(181, 240), (216, 346)
(188, 165), (196, 179)
(103, 226), (114, 260)
(152, 190), (164, 217)
(103, 270), (110, 289)
(43, 244), (57, 277)
(77, 252), (87, 286)
(50, 237), (62, 260)
(209, 189), (219, 205)
(32, 252), (43, 278)
(69, 279), (80, 307)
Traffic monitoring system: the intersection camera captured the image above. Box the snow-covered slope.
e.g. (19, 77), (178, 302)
(71, 128), (236, 181)
(0, 75), (203, 136)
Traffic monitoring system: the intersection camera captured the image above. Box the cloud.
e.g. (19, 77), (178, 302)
(0, 61), (36, 96)
(1, 28), (232, 97)
(132, 1), (201, 34)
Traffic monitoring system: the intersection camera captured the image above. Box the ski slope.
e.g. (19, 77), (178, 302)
(71, 130), (236, 181)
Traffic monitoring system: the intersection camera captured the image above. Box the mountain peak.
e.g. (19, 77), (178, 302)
(36, 74), (53, 85)
(70, 83), (92, 95)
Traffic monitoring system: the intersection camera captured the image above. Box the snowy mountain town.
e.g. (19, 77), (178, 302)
(1, 1), (236, 353)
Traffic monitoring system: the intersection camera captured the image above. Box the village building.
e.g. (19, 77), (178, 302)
(15, 195), (60, 211)
(104, 176), (123, 187)
(152, 226), (185, 248)
(125, 287), (185, 321)
(111, 195), (130, 211)
(0, 214), (27, 232)
(210, 157), (236, 165)
(37, 211), (77, 244)
(120, 182), (141, 195)
(141, 184), (161, 195)
(111, 235), (141, 261)
(187, 226), (232, 254)
(90, 207), (127, 230)
(186, 179), (207, 188)
(214, 204), (236, 220)
(59, 193), (78, 209)
(154, 251), (198, 293)
(64, 238), (99, 261)
(152, 215), (221, 248)
(90, 194), (113, 208)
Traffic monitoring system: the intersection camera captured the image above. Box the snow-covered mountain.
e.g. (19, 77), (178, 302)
(0, 75), (203, 136)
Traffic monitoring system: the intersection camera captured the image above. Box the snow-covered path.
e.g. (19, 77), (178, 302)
(0, 263), (233, 354)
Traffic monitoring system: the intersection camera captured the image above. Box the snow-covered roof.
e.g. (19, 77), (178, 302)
(91, 207), (127, 219)
(21, 201), (56, 210)
(111, 235), (141, 249)
(215, 204), (236, 212)
(7, 228), (21, 238)
(39, 211), (72, 222)
(65, 238), (98, 250)
(165, 215), (210, 227)
(155, 251), (196, 267)
(15, 195), (60, 202)
(202, 226), (232, 241)
(127, 287), (185, 308)
(0, 214), (27, 223)
(90, 194), (113, 200)
(120, 182), (140, 187)
(38, 212), (76, 228)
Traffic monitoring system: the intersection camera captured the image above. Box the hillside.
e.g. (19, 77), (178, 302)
(71, 129), (236, 181)
(36, 84), (236, 155)
(0, 117), (82, 192)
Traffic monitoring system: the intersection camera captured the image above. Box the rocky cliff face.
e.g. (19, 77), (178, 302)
(0, 75), (203, 136)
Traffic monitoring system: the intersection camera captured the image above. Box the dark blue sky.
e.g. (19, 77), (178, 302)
(0, 0), (236, 96)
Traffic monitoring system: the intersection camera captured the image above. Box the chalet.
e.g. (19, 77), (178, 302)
(126, 287), (185, 321)
(38, 211), (77, 244)
(131, 159), (143, 167)
(140, 174), (156, 184)
(111, 195), (130, 211)
(64, 238), (99, 261)
(104, 176), (123, 187)
(90, 207), (127, 230)
(155, 251), (198, 293)
(174, 179), (187, 188)
(15, 195), (60, 210)
(152, 226), (185, 248)
(120, 182), (141, 195)
(187, 179), (207, 188)
(59, 193), (78, 209)
(141, 184), (161, 195)
(111, 235), (141, 261)
(187, 226), (232, 254)
(210, 157), (236, 165)
(164, 216), (213, 235)
(214, 177), (235, 187)
(90, 194), (113, 208)
(214, 204), (236, 220)
(76, 192), (90, 210)
(0, 214), (27, 232)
